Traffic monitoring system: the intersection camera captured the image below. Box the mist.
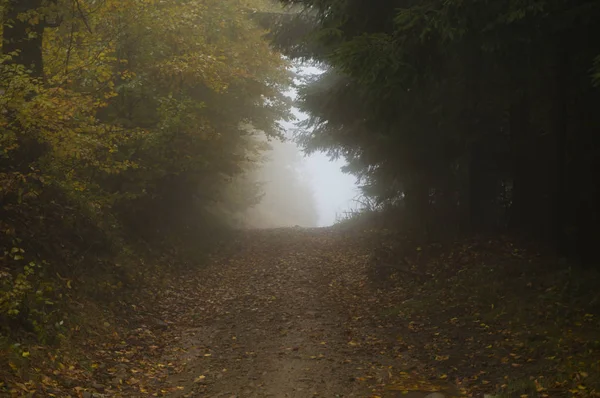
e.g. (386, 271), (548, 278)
(240, 132), (358, 228)
(240, 65), (358, 228)
(241, 134), (320, 228)
(282, 66), (359, 227)
(294, 124), (359, 227)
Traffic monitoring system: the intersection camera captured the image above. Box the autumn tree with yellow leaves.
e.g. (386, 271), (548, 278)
(0, 0), (295, 341)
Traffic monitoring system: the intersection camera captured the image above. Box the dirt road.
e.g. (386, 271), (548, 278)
(7, 227), (598, 397)
(154, 228), (445, 398)
(160, 228), (371, 397)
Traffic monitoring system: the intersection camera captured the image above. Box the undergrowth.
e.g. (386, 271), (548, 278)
(365, 231), (600, 397)
(333, 207), (600, 397)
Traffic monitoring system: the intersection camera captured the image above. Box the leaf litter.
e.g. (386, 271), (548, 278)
(2, 227), (599, 397)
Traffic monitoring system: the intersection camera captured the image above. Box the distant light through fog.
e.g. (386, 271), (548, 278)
(303, 148), (359, 226)
(281, 66), (359, 227)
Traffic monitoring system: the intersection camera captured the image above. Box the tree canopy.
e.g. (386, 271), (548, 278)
(0, 0), (316, 341)
(272, 0), (600, 260)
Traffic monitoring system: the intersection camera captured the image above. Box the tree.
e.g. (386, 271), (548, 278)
(275, 0), (600, 258)
(3, 0), (45, 77)
(0, 0), (295, 336)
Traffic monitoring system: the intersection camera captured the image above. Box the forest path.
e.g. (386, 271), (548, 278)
(9, 226), (597, 397)
(156, 228), (447, 398)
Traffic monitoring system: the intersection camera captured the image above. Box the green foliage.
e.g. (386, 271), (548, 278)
(0, 0), (294, 344)
(277, 0), (600, 253)
(0, 252), (62, 344)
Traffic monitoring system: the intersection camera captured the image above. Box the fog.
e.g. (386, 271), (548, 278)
(241, 135), (319, 228)
(241, 127), (358, 228)
(283, 113), (359, 227)
(243, 67), (359, 228)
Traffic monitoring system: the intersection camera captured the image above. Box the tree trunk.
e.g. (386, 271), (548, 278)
(405, 177), (429, 238)
(470, 142), (500, 233)
(461, 38), (483, 235)
(552, 46), (569, 256)
(508, 90), (534, 233)
(458, 151), (471, 234)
